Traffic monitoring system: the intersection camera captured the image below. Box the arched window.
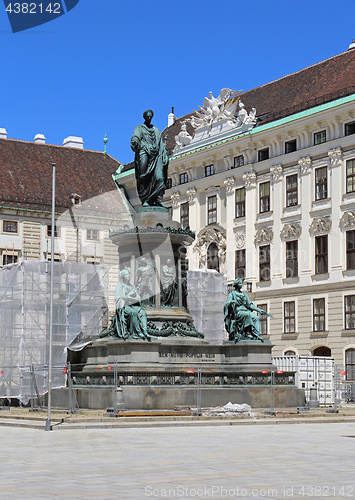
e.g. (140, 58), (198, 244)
(284, 350), (296, 356)
(207, 243), (219, 271)
(345, 348), (355, 380)
(313, 346), (331, 357)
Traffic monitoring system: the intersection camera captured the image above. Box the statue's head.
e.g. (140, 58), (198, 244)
(139, 257), (147, 266)
(143, 109), (154, 121)
(120, 268), (130, 281)
(233, 278), (243, 289)
(166, 259), (172, 265)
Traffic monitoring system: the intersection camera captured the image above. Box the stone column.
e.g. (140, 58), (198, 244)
(328, 147), (343, 283)
(298, 156), (312, 287)
(270, 165), (283, 287)
(242, 168), (257, 283)
(224, 176), (235, 280)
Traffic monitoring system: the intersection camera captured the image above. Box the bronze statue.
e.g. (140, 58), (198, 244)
(224, 278), (272, 342)
(100, 268), (150, 340)
(130, 110), (169, 208)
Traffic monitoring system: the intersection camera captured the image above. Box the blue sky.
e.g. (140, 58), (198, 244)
(1, 0), (355, 165)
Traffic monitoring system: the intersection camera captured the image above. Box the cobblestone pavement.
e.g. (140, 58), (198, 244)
(0, 422), (354, 500)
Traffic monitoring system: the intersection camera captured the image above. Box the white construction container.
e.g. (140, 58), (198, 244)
(273, 355), (335, 405)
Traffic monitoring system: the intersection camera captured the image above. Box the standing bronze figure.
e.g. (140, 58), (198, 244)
(130, 110), (169, 208)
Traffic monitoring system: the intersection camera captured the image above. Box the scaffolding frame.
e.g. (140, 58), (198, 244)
(0, 261), (109, 403)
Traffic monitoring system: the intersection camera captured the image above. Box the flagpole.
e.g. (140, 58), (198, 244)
(45, 162), (56, 431)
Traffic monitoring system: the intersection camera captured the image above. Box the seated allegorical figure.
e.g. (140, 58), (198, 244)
(224, 278), (272, 342)
(100, 268), (150, 340)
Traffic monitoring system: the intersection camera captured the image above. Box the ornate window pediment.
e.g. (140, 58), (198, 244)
(340, 211), (355, 229)
(309, 217), (331, 235)
(255, 227), (273, 245)
(280, 223), (301, 240)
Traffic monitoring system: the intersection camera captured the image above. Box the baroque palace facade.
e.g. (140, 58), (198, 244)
(118, 44), (355, 376)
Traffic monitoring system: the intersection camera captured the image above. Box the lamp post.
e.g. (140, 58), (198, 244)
(45, 162), (56, 432)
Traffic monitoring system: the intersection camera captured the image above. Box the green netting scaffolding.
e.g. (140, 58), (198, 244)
(0, 261), (109, 403)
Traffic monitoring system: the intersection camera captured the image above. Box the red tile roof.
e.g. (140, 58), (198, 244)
(0, 138), (131, 216)
(163, 49), (355, 155)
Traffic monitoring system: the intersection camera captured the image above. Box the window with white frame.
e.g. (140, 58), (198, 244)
(205, 165), (215, 177)
(257, 304), (268, 335)
(313, 298), (325, 332)
(207, 195), (217, 224)
(259, 245), (270, 281)
(286, 174), (298, 207)
(346, 159), (355, 193)
(87, 229), (100, 241)
(285, 139), (297, 154)
(314, 130), (326, 145)
(179, 172), (188, 184)
(235, 187), (245, 218)
(233, 155), (244, 168)
(315, 166), (327, 200)
(345, 295), (355, 330)
(259, 181), (270, 213)
(345, 348), (355, 380)
(284, 301), (296, 333)
(3, 220), (18, 233)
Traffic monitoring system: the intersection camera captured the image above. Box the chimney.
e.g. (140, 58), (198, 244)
(348, 40), (355, 51)
(0, 128), (8, 139)
(34, 134), (46, 144)
(168, 106), (176, 127)
(63, 136), (84, 149)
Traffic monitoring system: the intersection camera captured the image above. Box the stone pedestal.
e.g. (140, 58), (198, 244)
(67, 338), (305, 409)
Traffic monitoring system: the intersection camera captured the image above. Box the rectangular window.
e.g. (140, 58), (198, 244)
(345, 295), (355, 330)
(207, 195), (217, 224)
(179, 172), (188, 184)
(87, 229), (100, 241)
(315, 166), (327, 200)
(286, 240), (298, 278)
(284, 301), (295, 333)
(347, 230), (355, 270)
(315, 235), (328, 274)
(345, 349), (355, 380)
(233, 155), (244, 169)
(314, 130), (326, 145)
(235, 249), (246, 280)
(235, 187), (245, 218)
(3, 221), (18, 233)
(166, 177), (172, 189)
(180, 202), (189, 228)
(285, 140), (297, 154)
(167, 206), (173, 219)
(47, 224), (61, 238)
(258, 304), (268, 335)
(345, 122), (355, 136)
(313, 298), (325, 332)
(259, 181), (270, 213)
(346, 159), (355, 193)
(259, 245), (270, 282)
(2, 254), (18, 265)
(286, 174), (298, 207)
(258, 148), (269, 162)
(205, 165), (215, 177)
